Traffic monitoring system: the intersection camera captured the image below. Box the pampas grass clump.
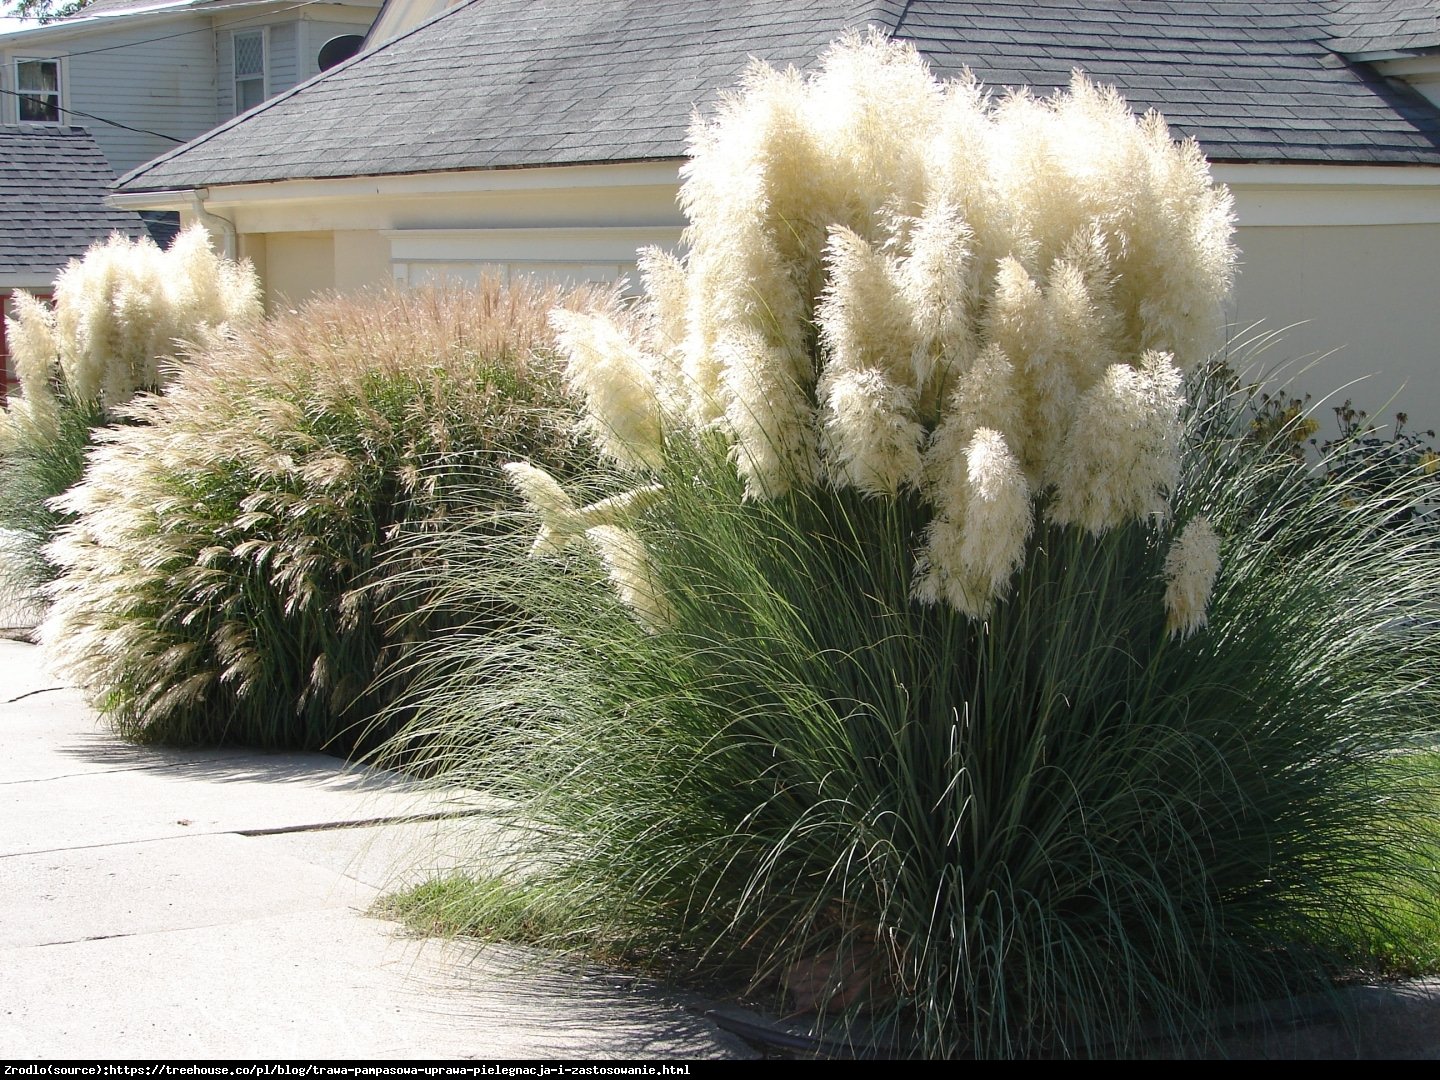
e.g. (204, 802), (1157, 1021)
(532, 30), (1235, 624)
(42, 279), (601, 751)
(387, 365), (1440, 1058)
(8, 227), (260, 414)
(0, 227), (260, 608)
(381, 36), (1440, 1058)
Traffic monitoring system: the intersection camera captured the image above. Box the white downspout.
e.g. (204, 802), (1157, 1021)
(189, 188), (237, 260)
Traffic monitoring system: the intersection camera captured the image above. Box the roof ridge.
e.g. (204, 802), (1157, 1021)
(854, 0), (908, 34)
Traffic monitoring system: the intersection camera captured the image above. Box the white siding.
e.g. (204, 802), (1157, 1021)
(214, 26), (242, 120)
(216, 13), (375, 118)
(267, 21), (297, 94)
(0, 3), (378, 175)
(2, 17), (217, 176)
(216, 24), (277, 119)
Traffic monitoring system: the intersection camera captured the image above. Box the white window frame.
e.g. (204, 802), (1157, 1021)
(232, 28), (268, 116)
(14, 57), (63, 125)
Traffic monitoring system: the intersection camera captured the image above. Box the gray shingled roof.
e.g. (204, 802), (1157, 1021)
(1327, 0), (1440, 54)
(57, 0), (273, 18)
(1, 125), (147, 281)
(58, 0), (194, 15)
(115, 0), (1440, 195)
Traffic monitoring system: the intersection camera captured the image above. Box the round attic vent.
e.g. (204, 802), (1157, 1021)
(318, 35), (365, 71)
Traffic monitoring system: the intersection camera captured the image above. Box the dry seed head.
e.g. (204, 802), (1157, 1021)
(586, 525), (670, 630)
(818, 366), (925, 496)
(1047, 351), (1185, 534)
(550, 308), (665, 472)
(913, 427), (1032, 616)
(10, 226), (260, 415)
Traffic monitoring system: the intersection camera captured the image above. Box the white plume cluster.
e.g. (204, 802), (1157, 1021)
(1163, 516), (1222, 639)
(523, 32), (1235, 620)
(2, 226), (260, 436)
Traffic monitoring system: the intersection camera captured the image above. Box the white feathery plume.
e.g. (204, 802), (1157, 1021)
(503, 462), (664, 558)
(816, 226), (916, 390)
(546, 37), (1239, 621)
(913, 428), (1032, 616)
(1047, 351), (1185, 534)
(818, 366), (925, 495)
(636, 246), (691, 415)
(718, 327), (820, 499)
(502, 461), (581, 556)
(815, 226), (924, 493)
(587, 525), (670, 630)
(899, 199), (976, 412)
(550, 308), (665, 473)
(5, 291), (60, 407)
(1164, 516), (1221, 638)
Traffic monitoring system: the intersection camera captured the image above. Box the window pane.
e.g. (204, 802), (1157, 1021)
(237, 77), (265, 112)
(16, 60), (59, 122)
(18, 95), (57, 122)
(17, 60), (57, 93)
(234, 32), (263, 78)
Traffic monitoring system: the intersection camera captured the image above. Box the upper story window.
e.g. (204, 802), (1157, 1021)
(16, 59), (61, 123)
(233, 29), (266, 114)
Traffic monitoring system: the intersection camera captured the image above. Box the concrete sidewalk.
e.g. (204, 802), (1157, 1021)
(0, 639), (752, 1060)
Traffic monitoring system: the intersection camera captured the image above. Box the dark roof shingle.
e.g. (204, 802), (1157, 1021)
(115, 0), (1440, 194)
(1, 125), (147, 281)
(1326, 0), (1440, 55)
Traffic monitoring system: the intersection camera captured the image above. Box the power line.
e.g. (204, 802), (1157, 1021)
(1, 0), (375, 141)
(4, 0), (348, 60)
(0, 84), (184, 140)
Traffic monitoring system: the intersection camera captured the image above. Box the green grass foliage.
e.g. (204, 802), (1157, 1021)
(42, 280), (602, 752)
(382, 367), (1440, 1058)
(0, 386), (105, 612)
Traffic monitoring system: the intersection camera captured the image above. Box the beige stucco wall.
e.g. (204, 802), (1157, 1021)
(244, 231), (336, 309)
(178, 163), (688, 305)
(333, 231), (392, 292)
(1227, 223), (1440, 427)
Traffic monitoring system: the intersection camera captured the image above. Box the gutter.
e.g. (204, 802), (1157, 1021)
(189, 189), (237, 259)
(107, 187), (235, 257)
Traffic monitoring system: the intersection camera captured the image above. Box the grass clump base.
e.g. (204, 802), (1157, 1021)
(377, 874), (587, 949)
(0, 387), (105, 614)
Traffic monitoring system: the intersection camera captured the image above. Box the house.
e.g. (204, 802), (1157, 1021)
(109, 0), (1440, 422)
(0, 123), (147, 401)
(0, 0), (382, 178)
(0, 0), (382, 382)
